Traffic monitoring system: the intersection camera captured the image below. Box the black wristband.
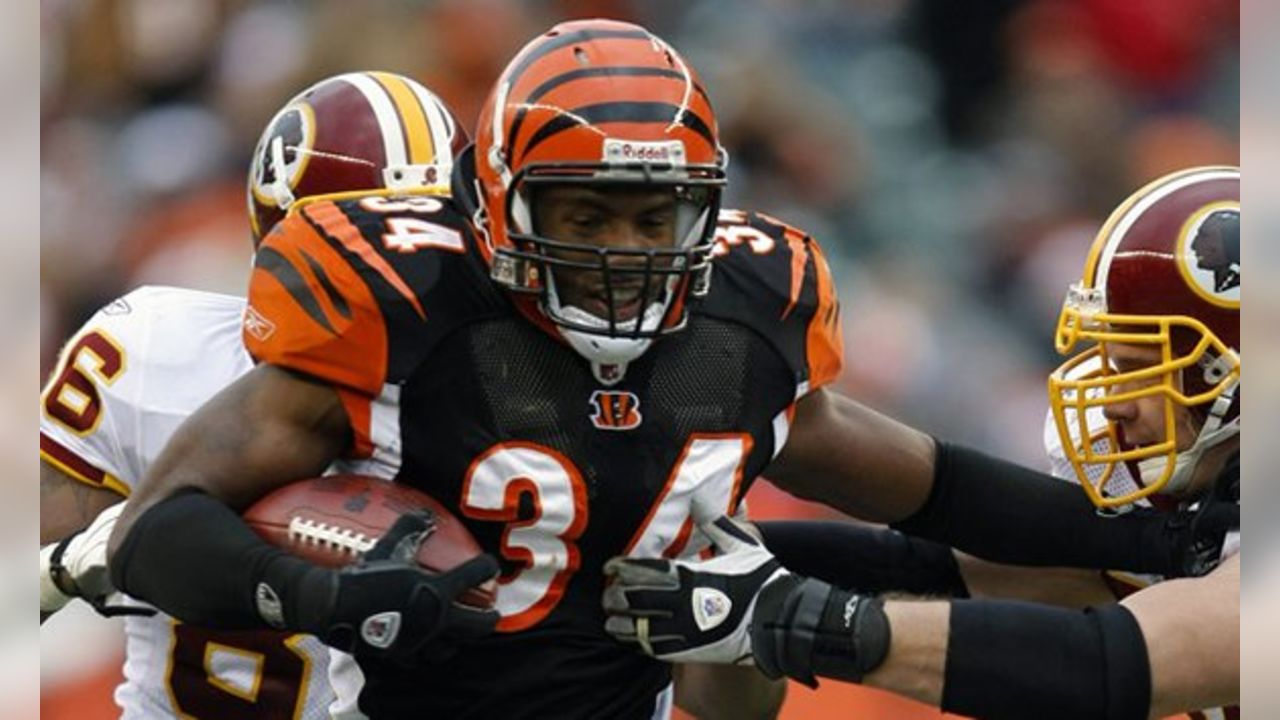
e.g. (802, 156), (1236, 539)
(892, 440), (1176, 574)
(48, 535), (81, 597)
(944, 599), (1151, 720)
(811, 589), (890, 684)
(112, 489), (331, 630)
(757, 520), (968, 597)
(751, 575), (891, 688)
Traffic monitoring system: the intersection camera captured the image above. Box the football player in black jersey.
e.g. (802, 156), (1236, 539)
(605, 167), (1242, 720)
(106, 19), (1229, 720)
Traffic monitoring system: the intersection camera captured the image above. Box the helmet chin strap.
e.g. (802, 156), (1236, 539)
(556, 307), (656, 385)
(545, 273), (666, 385)
(1137, 377), (1239, 496)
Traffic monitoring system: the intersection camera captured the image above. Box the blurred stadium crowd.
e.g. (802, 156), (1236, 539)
(39, 0), (1238, 716)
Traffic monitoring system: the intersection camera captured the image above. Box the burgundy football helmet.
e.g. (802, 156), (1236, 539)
(248, 71), (468, 246)
(1048, 166), (1240, 508)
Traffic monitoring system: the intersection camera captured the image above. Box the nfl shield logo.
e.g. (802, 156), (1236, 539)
(361, 611), (402, 649)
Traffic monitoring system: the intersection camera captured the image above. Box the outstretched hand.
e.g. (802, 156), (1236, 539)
(602, 515), (787, 664)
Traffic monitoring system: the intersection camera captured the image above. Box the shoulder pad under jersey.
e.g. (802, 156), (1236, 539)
(697, 208), (843, 397)
(40, 286), (251, 495)
(245, 193), (501, 397)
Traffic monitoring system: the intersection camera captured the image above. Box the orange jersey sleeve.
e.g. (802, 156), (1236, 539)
(800, 234), (844, 391)
(245, 203), (399, 397)
(245, 196), (488, 457)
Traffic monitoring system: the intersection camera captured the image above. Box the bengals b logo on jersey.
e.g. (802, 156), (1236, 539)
(589, 390), (643, 430)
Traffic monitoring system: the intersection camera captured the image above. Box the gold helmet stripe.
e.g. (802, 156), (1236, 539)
(408, 79), (458, 164)
(370, 71), (436, 165)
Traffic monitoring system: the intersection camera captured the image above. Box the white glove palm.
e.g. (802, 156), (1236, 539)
(603, 515), (787, 664)
(41, 502), (149, 617)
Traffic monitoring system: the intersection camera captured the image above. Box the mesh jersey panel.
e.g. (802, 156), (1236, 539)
(360, 313), (791, 720)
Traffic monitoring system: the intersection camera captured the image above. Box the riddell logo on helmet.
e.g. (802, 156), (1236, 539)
(603, 139), (687, 166)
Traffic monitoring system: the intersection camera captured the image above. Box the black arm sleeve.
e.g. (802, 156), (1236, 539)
(756, 520), (968, 597)
(943, 599), (1151, 720)
(110, 489), (333, 631)
(891, 441), (1177, 575)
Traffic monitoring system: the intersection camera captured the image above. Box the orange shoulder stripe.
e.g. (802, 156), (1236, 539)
(781, 227), (809, 321)
(302, 202), (427, 321)
(247, 214), (390, 396)
(804, 239), (844, 391)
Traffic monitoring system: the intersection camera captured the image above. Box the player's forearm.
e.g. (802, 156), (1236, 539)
(1125, 554), (1239, 718)
(939, 599), (1150, 720)
(757, 520), (968, 597)
(110, 488), (331, 630)
(40, 464), (128, 619)
(956, 553), (1117, 607)
(891, 441), (1191, 575)
(109, 364), (348, 560)
(40, 462), (121, 545)
(767, 389), (935, 523)
(673, 664), (785, 720)
(860, 600), (947, 705)
(755, 578), (1153, 720)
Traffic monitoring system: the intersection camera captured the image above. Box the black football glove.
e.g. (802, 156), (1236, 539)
(1165, 452), (1240, 578)
(750, 575), (890, 688)
(295, 511), (500, 665)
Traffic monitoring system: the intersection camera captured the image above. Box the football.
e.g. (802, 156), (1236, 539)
(243, 474), (496, 608)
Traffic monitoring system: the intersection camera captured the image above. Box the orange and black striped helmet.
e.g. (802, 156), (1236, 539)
(473, 19), (728, 343)
(248, 71), (467, 247)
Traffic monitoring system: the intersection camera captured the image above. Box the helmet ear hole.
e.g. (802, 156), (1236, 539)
(1199, 352), (1235, 385)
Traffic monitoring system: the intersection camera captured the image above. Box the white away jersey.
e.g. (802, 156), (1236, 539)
(40, 286), (336, 720)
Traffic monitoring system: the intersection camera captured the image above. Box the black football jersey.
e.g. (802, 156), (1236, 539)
(247, 194), (843, 719)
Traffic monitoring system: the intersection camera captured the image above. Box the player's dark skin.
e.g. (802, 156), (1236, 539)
(533, 185), (681, 323)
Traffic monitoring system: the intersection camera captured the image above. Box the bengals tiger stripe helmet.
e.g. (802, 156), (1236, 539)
(1048, 166), (1240, 508)
(248, 71), (467, 246)
(473, 19), (728, 383)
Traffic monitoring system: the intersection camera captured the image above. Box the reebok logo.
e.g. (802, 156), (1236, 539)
(255, 583), (285, 629)
(244, 305), (277, 341)
(843, 596), (860, 629)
